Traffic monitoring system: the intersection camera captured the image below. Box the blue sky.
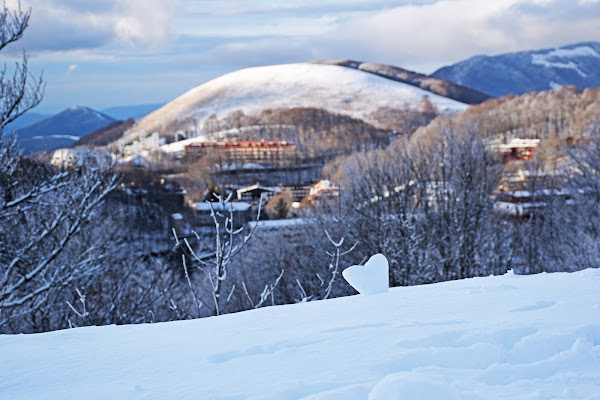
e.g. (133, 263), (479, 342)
(3, 0), (599, 113)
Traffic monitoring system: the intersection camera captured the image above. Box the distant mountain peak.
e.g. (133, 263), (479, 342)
(16, 106), (116, 154)
(432, 41), (600, 97)
(312, 59), (491, 104)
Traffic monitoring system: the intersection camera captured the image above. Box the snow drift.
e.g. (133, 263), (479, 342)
(1, 269), (600, 399)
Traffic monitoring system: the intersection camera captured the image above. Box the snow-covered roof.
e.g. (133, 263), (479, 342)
(494, 138), (541, 151)
(505, 188), (571, 198)
(159, 135), (211, 154)
(309, 180), (339, 197)
(195, 201), (252, 212)
(237, 183), (283, 194)
(248, 218), (305, 230)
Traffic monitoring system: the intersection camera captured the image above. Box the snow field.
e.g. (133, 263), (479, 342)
(1, 268), (600, 399)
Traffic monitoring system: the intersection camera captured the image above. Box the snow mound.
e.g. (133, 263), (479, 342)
(124, 63), (468, 142)
(369, 374), (462, 400)
(2, 269), (600, 399)
(342, 253), (389, 294)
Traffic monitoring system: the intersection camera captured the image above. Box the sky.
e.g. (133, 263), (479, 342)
(2, 0), (600, 113)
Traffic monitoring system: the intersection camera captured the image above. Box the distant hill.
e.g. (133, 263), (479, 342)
(313, 60), (491, 104)
(74, 119), (135, 147)
(17, 106), (115, 154)
(120, 62), (469, 146)
(102, 104), (164, 121)
(412, 86), (600, 147)
(432, 41), (600, 97)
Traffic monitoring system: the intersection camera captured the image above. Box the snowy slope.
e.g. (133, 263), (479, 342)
(123, 63), (468, 142)
(433, 41), (600, 97)
(2, 269), (600, 399)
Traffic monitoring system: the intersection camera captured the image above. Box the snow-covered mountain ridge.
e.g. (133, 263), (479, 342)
(2, 268), (599, 399)
(121, 63), (468, 144)
(313, 59), (491, 104)
(16, 106), (116, 154)
(432, 41), (600, 97)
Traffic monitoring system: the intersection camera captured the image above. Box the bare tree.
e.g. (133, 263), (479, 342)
(0, 149), (119, 331)
(333, 120), (503, 286)
(0, 1), (44, 130)
(299, 188), (358, 300)
(557, 123), (600, 270)
(181, 193), (284, 316)
(0, 3), (121, 333)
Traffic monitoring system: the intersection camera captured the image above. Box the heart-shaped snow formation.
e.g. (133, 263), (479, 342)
(342, 253), (389, 295)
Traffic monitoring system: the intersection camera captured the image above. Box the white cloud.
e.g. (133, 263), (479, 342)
(20, 0), (598, 70)
(319, 0), (522, 67)
(306, 0), (600, 71)
(12, 0), (600, 110)
(168, 0), (600, 73)
(113, 0), (177, 47)
(67, 64), (78, 73)
(11, 0), (177, 52)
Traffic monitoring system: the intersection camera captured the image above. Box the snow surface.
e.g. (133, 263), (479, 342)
(126, 63), (468, 141)
(2, 269), (600, 399)
(32, 135), (80, 141)
(549, 81), (562, 90)
(158, 134), (211, 154)
(541, 46), (600, 59)
(531, 45), (600, 78)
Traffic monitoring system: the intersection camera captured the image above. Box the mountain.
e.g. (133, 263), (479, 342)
(102, 103), (164, 121)
(74, 119), (135, 147)
(16, 106), (115, 154)
(1, 268), (599, 398)
(121, 62), (469, 144)
(313, 59), (491, 104)
(432, 41), (600, 97)
(5, 111), (48, 132)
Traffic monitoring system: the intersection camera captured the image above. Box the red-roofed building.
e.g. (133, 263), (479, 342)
(185, 139), (296, 165)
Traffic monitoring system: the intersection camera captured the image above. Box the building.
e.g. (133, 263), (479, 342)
(51, 148), (112, 168)
(493, 188), (574, 218)
(185, 139), (296, 165)
(493, 138), (540, 162)
(195, 201), (252, 228)
(236, 183), (283, 203)
(121, 131), (161, 159)
(303, 180), (339, 206)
